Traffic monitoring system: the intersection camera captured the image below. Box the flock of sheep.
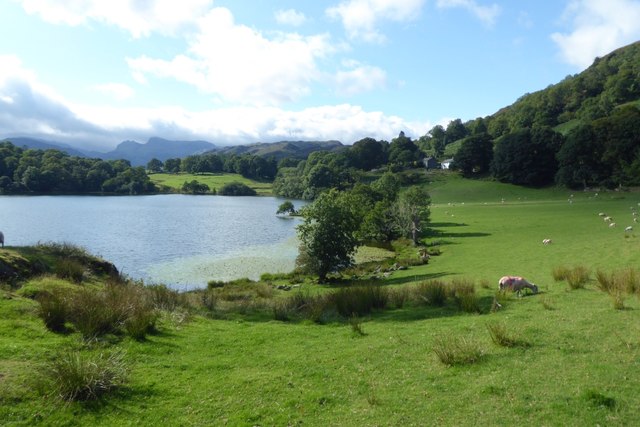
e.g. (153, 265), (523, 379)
(598, 210), (636, 232)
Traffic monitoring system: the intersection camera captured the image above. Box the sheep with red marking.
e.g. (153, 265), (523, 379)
(498, 276), (538, 296)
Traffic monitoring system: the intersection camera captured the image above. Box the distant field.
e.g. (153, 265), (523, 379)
(150, 172), (273, 195)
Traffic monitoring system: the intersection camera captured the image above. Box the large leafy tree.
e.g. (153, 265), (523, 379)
(491, 126), (563, 187)
(296, 189), (360, 282)
(392, 186), (431, 245)
(453, 133), (494, 177)
(555, 123), (610, 189)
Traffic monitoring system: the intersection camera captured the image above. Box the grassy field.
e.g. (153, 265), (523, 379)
(150, 172), (273, 195)
(2, 173), (640, 426)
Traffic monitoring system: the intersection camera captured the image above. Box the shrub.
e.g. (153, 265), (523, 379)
(218, 182), (257, 196)
(45, 348), (128, 401)
(54, 258), (85, 283)
(433, 335), (484, 366)
(331, 285), (388, 317)
(415, 280), (447, 306)
(36, 290), (69, 332)
(611, 292), (626, 310)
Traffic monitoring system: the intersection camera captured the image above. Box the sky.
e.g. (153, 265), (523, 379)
(1, 0), (640, 151)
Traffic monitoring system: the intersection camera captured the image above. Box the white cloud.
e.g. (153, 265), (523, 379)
(551, 0), (640, 69)
(335, 62), (387, 96)
(0, 55), (430, 149)
(435, 0), (501, 27)
(128, 7), (334, 106)
(93, 83), (135, 101)
(275, 9), (307, 26)
(12, 0), (213, 37)
(326, 0), (426, 43)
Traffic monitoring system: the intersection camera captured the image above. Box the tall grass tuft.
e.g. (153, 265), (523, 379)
(54, 258), (85, 283)
(414, 280), (447, 307)
(611, 292), (626, 310)
(552, 265), (570, 282)
(595, 270), (615, 294)
(147, 284), (187, 311)
(449, 279), (480, 313)
(388, 286), (410, 308)
(432, 335), (484, 366)
(349, 314), (366, 337)
(36, 290), (69, 332)
(554, 265), (591, 289)
(331, 284), (388, 317)
(45, 349), (128, 401)
(486, 322), (529, 348)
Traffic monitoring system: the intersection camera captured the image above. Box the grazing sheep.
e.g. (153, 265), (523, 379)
(604, 216), (613, 222)
(0, 231), (3, 248)
(625, 226), (633, 232)
(598, 212), (606, 217)
(609, 223), (616, 227)
(498, 276), (539, 296)
(542, 238), (552, 245)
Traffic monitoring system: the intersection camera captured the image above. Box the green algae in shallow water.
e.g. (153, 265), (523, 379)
(145, 237), (300, 290)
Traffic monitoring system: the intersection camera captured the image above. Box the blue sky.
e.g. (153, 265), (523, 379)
(1, 0), (639, 150)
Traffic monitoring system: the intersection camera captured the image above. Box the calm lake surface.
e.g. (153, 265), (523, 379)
(0, 195), (305, 290)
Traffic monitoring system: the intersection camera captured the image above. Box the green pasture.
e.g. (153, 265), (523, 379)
(149, 172), (273, 195)
(2, 175), (640, 426)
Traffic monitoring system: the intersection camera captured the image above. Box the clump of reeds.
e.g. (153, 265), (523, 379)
(433, 335), (484, 366)
(44, 348), (128, 401)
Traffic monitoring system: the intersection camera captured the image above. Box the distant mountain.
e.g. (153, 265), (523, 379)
(211, 140), (344, 160)
(1, 137), (88, 158)
(98, 137), (217, 166)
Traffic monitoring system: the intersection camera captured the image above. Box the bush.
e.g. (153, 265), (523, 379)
(68, 283), (158, 340)
(54, 258), (85, 283)
(37, 290), (69, 332)
(45, 348), (128, 401)
(433, 335), (484, 366)
(415, 280), (447, 306)
(147, 284), (187, 311)
(330, 285), (388, 317)
(552, 265), (570, 282)
(218, 182), (257, 196)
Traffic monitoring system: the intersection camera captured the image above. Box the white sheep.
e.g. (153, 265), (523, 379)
(609, 223), (616, 227)
(598, 212), (606, 217)
(625, 226), (633, 232)
(542, 238), (552, 245)
(604, 216), (613, 222)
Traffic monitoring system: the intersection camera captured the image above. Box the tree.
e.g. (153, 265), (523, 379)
(453, 134), (494, 177)
(445, 118), (468, 143)
(164, 158), (182, 174)
(182, 180), (210, 194)
(349, 137), (388, 171)
(276, 201), (296, 215)
(491, 127), (563, 187)
(296, 189), (360, 282)
(392, 186), (431, 245)
(389, 131), (420, 166)
(147, 158), (164, 173)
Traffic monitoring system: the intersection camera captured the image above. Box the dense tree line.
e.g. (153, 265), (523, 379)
(0, 142), (155, 194)
(147, 153), (278, 181)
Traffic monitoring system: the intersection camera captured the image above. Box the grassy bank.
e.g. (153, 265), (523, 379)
(150, 172), (273, 195)
(1, 174), (639, 425)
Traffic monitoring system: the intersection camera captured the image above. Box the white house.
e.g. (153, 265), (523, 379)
(441, 158), (454, 170)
